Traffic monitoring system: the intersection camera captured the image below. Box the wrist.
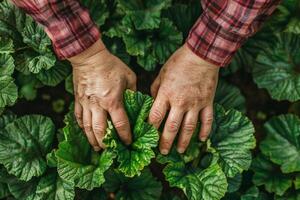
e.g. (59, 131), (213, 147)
(183, 43), (220, 71)
(68, 39), (107, 65)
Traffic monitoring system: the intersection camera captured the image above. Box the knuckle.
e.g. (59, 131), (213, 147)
(160, 138), (172, 148)
(74, 112), (82, 121)
(88, 95), (99, 105)
(93, 123), (105, 133)
(166, 121), (180, 133)
(150, 109), (163, 124)
(182, 123), (196, 133)
(83, 123), (92, 132)
(179, 139), (189, 149)
(114, 120), (129, 130)
(204, 117), (214, 125)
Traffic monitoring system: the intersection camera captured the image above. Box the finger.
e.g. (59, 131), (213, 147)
(91, 105), (107, 149)
(127, 74), (137, 91)
(199, 105), (214, 142)
(82, 107), (100, 151)
(160, 108), (184, 155)
(177, 110), (199, 153)
(148, 93), (168, 129)
(109, 104), (132, 145)
(74, 100), (83, 128)
(150, 76), (161, 98)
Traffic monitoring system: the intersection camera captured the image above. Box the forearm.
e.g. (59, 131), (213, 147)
(187, 0), (282, 66)
(11, 0), (100, 59)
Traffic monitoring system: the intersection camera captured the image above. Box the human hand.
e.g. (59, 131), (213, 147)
(148, 43), (219, 155)
(68, 40), (136, 151)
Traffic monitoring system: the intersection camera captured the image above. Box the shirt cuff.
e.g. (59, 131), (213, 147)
(186, 13), (246, 67)
(43, 4), (100, 59)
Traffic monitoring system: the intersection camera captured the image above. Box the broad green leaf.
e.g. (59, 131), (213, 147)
(215, 79), (246, 112)
(227, 174), (242, 193)
(152, 18), (182, 64)
(36, 61), (71, 86)
(251, 154), (292, 196)
(64, 74), (73, 94)
(23, 51), (56, 74)
(16, 73), (41, 101)
(0, 0), (26, 44)
(137, 51), (157, 71)
(211, 104), (256, 177)
(34, 172), (75, 200)
(163, 3), (201, 38)
(158, 153), (227, 200)
(294, 174), (300, 190)
(1, 167), (75, 200)
(260, 114), (300, 173)
(0, 53), (14, 76)
(0, 37), (14, 54)
(0, 182), (10, 199)
(252, 33), (300, 101)
(55, 112), (114, 190)
(46, 150), (57, 168)
(0, 112), (16, 129)
(104, 168), (162, 200)
(275, 191), (300, 200)
(241, 186), (271, 200)
(0, 115), (55, 181)
(103, 90), (159, 177)
(102, 36), (131, 65)
(118, 0), (171, 30)
(0, 76), (18, 107)
(81, 0), (109, 27)
(21, 17), (51, 53)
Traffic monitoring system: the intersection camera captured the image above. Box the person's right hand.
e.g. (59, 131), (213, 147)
(68, 39), (136, 151)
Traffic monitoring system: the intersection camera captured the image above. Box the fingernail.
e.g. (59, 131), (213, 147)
(160, 149), (169, 155)
(93, 146), (101, 151)
(200, 137), (207, 142)
(177, 147), (185, 154)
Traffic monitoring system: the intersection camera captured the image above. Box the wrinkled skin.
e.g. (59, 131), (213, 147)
(148, 43), (219, 155)
(68, 40), (136, 151)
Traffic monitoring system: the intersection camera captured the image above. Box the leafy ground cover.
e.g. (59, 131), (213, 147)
(0, 0), (300, 199)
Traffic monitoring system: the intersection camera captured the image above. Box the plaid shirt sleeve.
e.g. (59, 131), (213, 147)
(11, 0), (100, 60)
(187, 0), (281, 66)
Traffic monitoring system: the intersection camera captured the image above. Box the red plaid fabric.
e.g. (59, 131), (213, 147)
(11, 0), (100, 59)
(187, 0), (281, 66)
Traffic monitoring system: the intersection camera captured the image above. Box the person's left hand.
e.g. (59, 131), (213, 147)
(148, 43), (219, 155)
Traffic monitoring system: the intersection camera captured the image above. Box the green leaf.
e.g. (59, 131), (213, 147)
(159, 154), (227, 200)
(21, 17), (51, 53)
(275, 190), (300, 200)
(46, 150), (57, 168)
(0, 37), (14, 54)
(23, 51), (56, 74)
(104, 168), (162, 200)
(55, 112), (114, 190)
(0, 115), (55, 181)
(0, 0), (26, 44)
(64, 74), (73, 94)
(227, 174), (242, 193)
(0, 113), (16, 129)
(118, 0), (171, 30)
(215, 79), (246, 112)
(163, 2), (201, 38)
(0, 76), (18, 107)
(0, 182), (10, 199)
(103, 90), (159, 177)
(81, 0), (109, 27)
(152, 18), (182, 64)
(36, 61), (71, 86)
(16, 73), (41, 101)
(260, 114), (300, 173)
(211, 104), (256, 177)
(137, 51), (157, 71)
(294, 174), (300, 190)
(241, 186), (270, 200)
(0, 53), (15, 76)
(252, 33), (300, 101)
(251, 154), (292, 196)
(1, 167), (75, 200)
(34, 172), (75, 200)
